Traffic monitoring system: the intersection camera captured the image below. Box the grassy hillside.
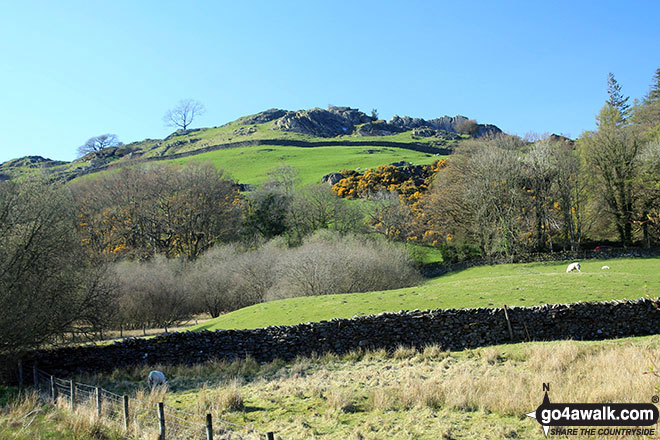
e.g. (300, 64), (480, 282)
(192, 257), (660, 331)
(1, 110), (460, 184)
(20, 335), (660, 440)
(173, 144), (441, 185)
(127, 116), (455, 160)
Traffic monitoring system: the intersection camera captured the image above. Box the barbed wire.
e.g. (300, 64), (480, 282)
(31, 367), (287, 440)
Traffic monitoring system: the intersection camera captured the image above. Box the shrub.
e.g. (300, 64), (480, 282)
(266, 231), (421, 300)
(114, 256), (193, 331)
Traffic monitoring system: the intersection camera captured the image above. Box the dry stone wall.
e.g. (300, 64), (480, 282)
(28, 298), (660, 376)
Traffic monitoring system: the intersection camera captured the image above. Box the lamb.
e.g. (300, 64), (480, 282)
(566, 262), (581, 273)
(601, 265), (610, 270)
(147, 370), (167, 389)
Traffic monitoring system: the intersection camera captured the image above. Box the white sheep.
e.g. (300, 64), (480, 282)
(566, 262), (581, 273)
(601, 265), (610, 270)
(147, 370), (167, 389)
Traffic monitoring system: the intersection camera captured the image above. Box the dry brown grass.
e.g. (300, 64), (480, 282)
(134, 385), (168, 404)
(50, 336), (660, 439)
(0, 391), (128, 440)
(180, 338), (660, 439)
(194, 379), (245, 414)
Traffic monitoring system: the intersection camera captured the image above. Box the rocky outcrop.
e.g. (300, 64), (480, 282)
(163, 128), (203, 141)
(321, 172), (346, 185)
(26, 298), (660, 377)
(233, 126), (257, 136)
(275, 107), (373, 137)
(356, 121), (406, 136)
(411, 127), (461, 140)
(473, 123), (502, 137)
(79, 147), (130, 162)
(389, 115), (427, 129)
(326, 106), (374, 125)
(0, 156), (69, 181)
(426, 115), (465, 131)
(547, 133), (575, 145)
(389, 114), (502, 138)
(239, 108), (289, 125)
(0, 155), (67, 169)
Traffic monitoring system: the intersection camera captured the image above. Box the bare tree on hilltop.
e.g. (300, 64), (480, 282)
(77, 133), (122, 157)
(163, 99), (206, 130)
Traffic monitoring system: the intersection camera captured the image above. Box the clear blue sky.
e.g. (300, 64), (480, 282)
(1, 0), (659, 163)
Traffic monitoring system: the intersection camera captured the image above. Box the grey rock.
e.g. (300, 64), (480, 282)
(356, 121), (406, 136)
(275, 107), (372, 137)
(320, 172), (346, 185)
(389, 115), (427, 129)
(239, 108), (289, 125)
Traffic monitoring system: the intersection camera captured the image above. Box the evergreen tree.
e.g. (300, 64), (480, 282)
(607, 72), (630, 121)
(648, 68), (660, 102)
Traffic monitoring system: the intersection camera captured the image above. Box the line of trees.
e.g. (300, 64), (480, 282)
(113, 232), (420, 328)
(0, 161), (419, 359)
(328, 69), (660, 260)
(70, 162), (242, 259)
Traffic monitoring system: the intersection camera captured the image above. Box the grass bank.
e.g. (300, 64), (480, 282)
(173, 144), (442, 186)
(191, 257), (660, 331)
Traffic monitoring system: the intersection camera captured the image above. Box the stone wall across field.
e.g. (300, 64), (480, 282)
(422, 248), (660, 277)
(26, 298), (660, 376)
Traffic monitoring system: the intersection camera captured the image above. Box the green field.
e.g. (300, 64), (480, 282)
(192, 257), (660, 331)
(173, 144), (442, 186)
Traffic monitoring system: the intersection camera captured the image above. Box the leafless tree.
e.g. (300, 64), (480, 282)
(367, 190), (416, 240)
(423, 134), (529, 258)
(163, 99), (206, 130)
(0, 178), (118, 356)
(77, 133), (122, 157)
(455, 118), (478, 135)
(70, 162), (242, 259)
(287, 184), (364, 244)
(267, 232), (421, 300)
(115, 256), (193, 332)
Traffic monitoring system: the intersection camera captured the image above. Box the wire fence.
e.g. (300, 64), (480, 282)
(29, 365), (289, 440)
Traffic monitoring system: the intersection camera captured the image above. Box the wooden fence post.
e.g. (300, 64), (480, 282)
(503, 305), (514, 340)
(267, 432), (275, 440)
(123, 395), (129, 431)
(50, 376), (57, 401)
(17, 361), (23, 390)
(206, 413), (213, 440)
(95, 387), (102, 418)
(70, 381), (75, 410)
(33, 365), (38, 388)
(158, 402), (166, 440)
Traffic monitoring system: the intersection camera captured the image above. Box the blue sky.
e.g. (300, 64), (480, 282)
(0, 0), (658, 163)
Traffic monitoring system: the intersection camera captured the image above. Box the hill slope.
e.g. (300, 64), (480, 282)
(191, 257), (659, 331)
(0, 106), (500, 184)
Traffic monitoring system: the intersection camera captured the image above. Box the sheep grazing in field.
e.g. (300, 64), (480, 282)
(147, 370), (167, 389)
(566, 262), (581, 273)
(601, 265), (610, 270)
